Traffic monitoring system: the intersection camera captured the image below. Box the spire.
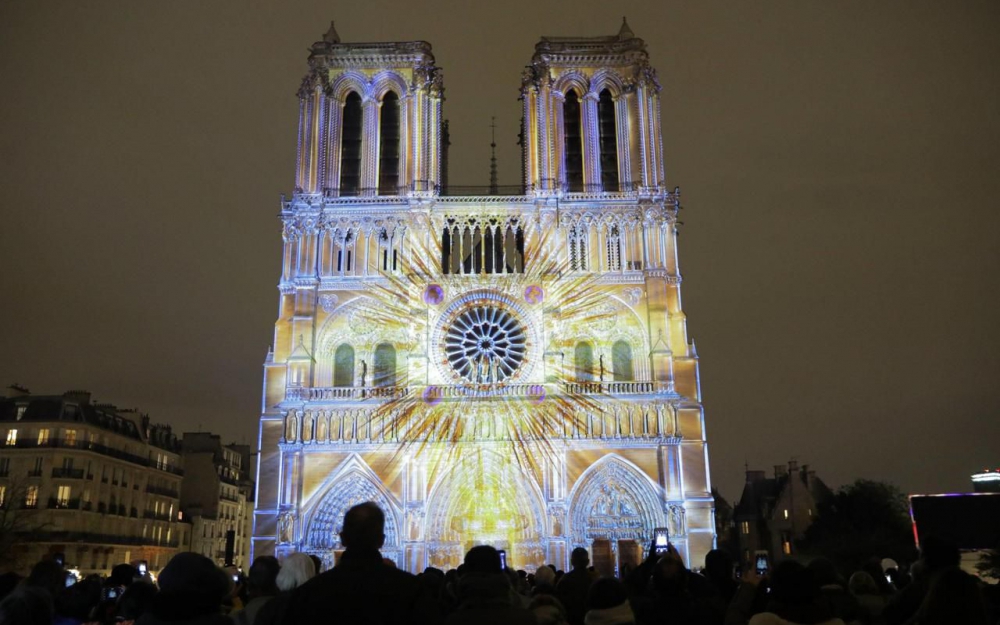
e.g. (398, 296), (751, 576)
(489, 116), (499, 195)
(323, 21), (340, 44)
(618, 16), (634, 41)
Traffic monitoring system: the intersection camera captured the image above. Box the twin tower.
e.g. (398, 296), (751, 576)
(253, 20), (716, 574)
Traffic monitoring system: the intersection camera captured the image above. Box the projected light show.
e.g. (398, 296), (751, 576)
(254, 21), (714, 574)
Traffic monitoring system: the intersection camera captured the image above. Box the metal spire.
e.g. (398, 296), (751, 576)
(489, 116), (498, 194)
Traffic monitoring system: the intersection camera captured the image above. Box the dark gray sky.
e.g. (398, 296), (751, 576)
(1, 0), (998, 502)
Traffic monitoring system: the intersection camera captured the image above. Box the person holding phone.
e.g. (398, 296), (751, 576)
(724, 560), (846, 625)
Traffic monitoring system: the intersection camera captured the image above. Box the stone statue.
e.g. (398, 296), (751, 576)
(599, 354), (606, 382)
(279, 513), (294, 543)
(359, 360), (367, 387)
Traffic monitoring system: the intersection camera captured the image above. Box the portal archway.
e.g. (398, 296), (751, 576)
(423, 449), (547, 571)
(304, 457), (402, 567)
(568, 454), (666, 548)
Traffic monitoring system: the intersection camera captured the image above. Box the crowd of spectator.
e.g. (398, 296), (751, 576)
(0, 501), (997, 625)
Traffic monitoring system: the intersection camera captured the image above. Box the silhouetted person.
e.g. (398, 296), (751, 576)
(725, 560), (844, 625)
(883, 535), (960, 625)
(117, 582), (159, 625)
(0, 585), (53, 625)
(584, 578), (634, 624)
(703, 550), (738, 607)
(282, 501), (440, 625)
(232, 556), (280, 625)
(137, 552), (232, 625)
(555, 548), (595, 625)
(445, 545), (536, 625)
(807, 558), (862, 624)
(916, 566), (990, 625)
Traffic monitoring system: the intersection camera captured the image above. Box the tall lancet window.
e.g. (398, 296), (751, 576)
(563, 91), (584, 192)
(340, 92), (363, 196)
(334, 344), (355, 387)
(378, 92), (400, 195)
(598, 89), (619, 191)
(374, 343), (397, 387)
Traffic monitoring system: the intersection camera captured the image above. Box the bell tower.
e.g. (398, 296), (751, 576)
(293, 21), (444, 197)
(521, 18), (664, 194)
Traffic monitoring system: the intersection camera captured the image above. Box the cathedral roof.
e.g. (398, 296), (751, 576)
(535, 18), (646, 59)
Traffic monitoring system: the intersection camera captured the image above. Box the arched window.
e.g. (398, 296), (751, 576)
(378, 92), (400, 195)
(598, 89), (619, 192)
(563, 91), (584, 192)
(373, 343), (397, 387)
(575, 341), (594, 382)
(569, 225), (588, 271)
(340, 92), (363, 196)
(441, 227), (451, 274)
(612, 340), (634, 382)
(606, 225), (621, 271)
(334, 344), (355, 387)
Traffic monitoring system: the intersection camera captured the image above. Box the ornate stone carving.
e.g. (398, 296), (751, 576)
(319, 294), (339, 313)
(623, 287), (643, 306)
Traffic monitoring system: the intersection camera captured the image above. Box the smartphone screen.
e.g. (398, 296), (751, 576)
(755, 553), (769, 575)
(498, 549), (507, 570)
(138, 562), (147, 575)
(653, 527), (670, 554)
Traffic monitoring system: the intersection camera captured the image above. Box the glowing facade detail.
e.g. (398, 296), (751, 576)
(253, 21), (716, 574)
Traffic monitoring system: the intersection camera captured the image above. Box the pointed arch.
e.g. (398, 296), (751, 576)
(563, 91), (584, 192)
(567, 454), (667, 546)
(304, 455), (402, 553)
(378, 91), (401, 195)
(340, 91), (363, 196)
(553, 72), (590, 99)
(598, 89), (620, 191)
(370, 71), (408, 101)
(329, 71), (371, 102)
(589, 69), (627, 99)
(423, 449), (547, 570)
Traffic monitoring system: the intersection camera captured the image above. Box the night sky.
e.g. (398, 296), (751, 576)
(1, 1), (998, 503)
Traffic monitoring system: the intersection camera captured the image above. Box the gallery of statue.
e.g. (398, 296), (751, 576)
(253, 20), (716, 574)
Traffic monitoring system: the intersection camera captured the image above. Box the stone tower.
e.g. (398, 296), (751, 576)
(252, 21), (715, 574)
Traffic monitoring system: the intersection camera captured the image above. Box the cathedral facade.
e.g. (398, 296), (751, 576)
(252, 21), (715, 574)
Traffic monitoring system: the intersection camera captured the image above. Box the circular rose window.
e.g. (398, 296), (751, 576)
(444, 305), (527, 383)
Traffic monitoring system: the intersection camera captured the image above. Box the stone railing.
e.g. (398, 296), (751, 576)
(279, 394), (679, 446)
(285, 381), (660, 404)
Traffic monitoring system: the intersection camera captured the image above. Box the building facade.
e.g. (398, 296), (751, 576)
(0, 386), (186, 576)
(732, 461), (832, 567)
(180, 433), (255, 569)
(253, 21), (715, 573)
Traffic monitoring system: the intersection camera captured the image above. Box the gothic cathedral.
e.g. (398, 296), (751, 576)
(253, 21), (716, 574)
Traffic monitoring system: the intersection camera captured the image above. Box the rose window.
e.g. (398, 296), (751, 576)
(444, 306), (526, 383)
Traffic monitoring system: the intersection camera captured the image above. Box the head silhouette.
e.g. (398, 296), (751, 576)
(339, 502), (386, 551)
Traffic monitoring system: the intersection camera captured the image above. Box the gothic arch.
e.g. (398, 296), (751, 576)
(423, 449), (547, 569)
(554, 72), (589, 99)
(589, 69), (627, 99)
(567, 454), (666, 546)
(330, 71), (372, 102)
(371, 70), (408, 101)
(303, 455), (402, 555)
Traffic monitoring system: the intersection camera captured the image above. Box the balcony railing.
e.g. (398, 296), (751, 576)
(47, 497), (81, 510)
(145, 484), (179, 498)
(288, 381), (659, 404)
(2, 438), (184, 476)
(15, 530), (180, 548)
(27, 469), (43, 477)
(51, 468), (85, 479)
